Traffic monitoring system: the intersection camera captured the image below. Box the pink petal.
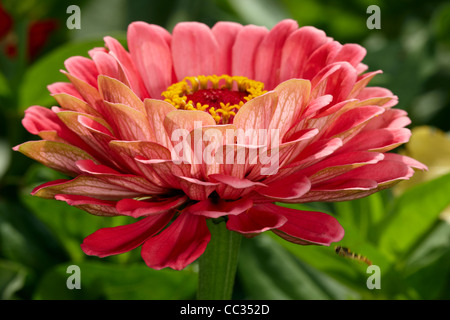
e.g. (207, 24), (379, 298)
(22, 106), (89, 148)
(362, 108), (411, 132)
(128, 22), (173, 99)
(357, 86), (395, 102)
(172, 22), (220, 80)
(286, 138), (343, 169)
(302, 151), (384, 184)
(141, 213), (211, 270)
(383, 153), (427, 171)
(347, 70), (383, 99)
(81, 211), (174, 257)
(331, 43), (367, 69)
(212, 21), (243, 75)
(313, 62), (358, 104)
(338, 128), (411, 153)
(323, 106), (385, 139)
(64, 56), (99, 89)
(302, 40), (342, 81)
(232, 25), (268, 78)
(254, 19), (298, 89)
(104, 36), (150, 99)
(280, 26), (329, 82)
(330, 158), (415, 186)
(91, 51), (130, 87)
(296, 94), (333, 121)
(47, 82), (84, 100)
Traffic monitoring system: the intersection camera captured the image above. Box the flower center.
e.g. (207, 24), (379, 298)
(162, 75), (266, 124)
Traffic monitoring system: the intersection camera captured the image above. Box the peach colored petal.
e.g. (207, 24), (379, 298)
(14, 140), (96, 176)
(97, 75), (145, 113)
(232, 25), (268, 78)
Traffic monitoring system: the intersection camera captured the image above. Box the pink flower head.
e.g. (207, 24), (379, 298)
(15, 19), (426, 270)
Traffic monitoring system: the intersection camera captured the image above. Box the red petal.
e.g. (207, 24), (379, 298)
(226, 205), (287, 235)
(55, 194), (118, 217)
(185, 197), (253, 218)
(268, 203), (344, 246)
(141, 213), (211, 270)
(257, 174), (311, 200)
(81, 211), (174, 257)
(116, 196), (188, 218)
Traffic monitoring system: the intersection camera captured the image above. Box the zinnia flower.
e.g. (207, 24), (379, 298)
(15, 19), (426, 270)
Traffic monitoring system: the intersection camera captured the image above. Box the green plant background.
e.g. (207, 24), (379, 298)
(1, 0), (449, 300)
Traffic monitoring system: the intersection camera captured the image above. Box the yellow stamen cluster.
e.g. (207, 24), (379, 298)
(162, 75), (266, 124)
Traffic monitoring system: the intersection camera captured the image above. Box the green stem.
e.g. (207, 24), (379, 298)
(197, 219), (242, 300)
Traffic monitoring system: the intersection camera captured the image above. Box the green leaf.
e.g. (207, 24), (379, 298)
(33, 261), (197, 300)
(227, 0), (288, 28)
(0, 139), (12, 180)
(0, 259), (29, 300)
(377, 172), (450, 261)
(238, 235), (360, 300)
(401, 221), (450, 299)
(333, 191), (388, 243)
(0, 70), (11, 99)
(0, 200), (67, 271)
(20, 191), (136, 263)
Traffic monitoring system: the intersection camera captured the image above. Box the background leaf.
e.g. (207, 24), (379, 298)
(377, 172), (450, 261)
(33, 261), (198, 300)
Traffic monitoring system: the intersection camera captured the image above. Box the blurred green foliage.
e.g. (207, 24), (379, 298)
(0, 0), (449, 300)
